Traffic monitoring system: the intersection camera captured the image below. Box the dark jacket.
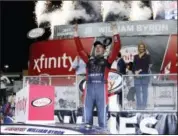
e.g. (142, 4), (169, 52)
(117, 58), (126, 75)
(133, 53), (151, 74)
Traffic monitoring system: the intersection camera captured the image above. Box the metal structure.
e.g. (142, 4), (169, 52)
(23, 73), (177, 112)
(122, 74), (177, 112)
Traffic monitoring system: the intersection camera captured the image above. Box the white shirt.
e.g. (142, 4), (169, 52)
(126, 70), (134, 88)
(0, 75), (10, 89)
(72, 57), (86, 75)
(8, 95), (16, 107)
(111, 59), (120, 70)
(111, 60), (117, 70)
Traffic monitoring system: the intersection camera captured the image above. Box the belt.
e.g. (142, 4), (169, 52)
(77, 74), (86, 76)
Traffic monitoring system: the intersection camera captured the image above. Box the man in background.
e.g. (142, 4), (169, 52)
(116, 52), (126, 107)
(72, 55), (86, 108)
(0, 71), (10, 105)
(72, 56), (86, 76)
(117, 52), (126, 75)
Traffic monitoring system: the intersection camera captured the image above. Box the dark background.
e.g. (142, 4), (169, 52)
(1, 1), (36, 72)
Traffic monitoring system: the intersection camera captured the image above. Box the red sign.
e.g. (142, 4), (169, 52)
(29, 38), (94, 75)
(29, 35), (177, 76)
(161, 34), (177, 74)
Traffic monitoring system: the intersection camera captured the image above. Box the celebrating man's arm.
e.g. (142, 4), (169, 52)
(73, 24), (89, 63)
(108, 23), (121, 64)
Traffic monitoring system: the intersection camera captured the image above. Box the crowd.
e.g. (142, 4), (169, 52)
(0, 71), (11, 105)
(0, 72), (15, 124)
(0, 94), (15, 124)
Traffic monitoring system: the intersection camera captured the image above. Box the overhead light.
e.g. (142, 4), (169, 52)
(4, 65), (9, 69)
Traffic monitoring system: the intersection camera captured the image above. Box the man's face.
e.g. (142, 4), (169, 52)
(138, 44), (146, 54)
(95, 44), (105, 56)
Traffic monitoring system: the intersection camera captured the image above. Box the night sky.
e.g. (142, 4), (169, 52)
(1, 1), (36, 72)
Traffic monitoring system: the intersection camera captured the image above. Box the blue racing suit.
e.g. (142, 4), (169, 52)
(74, 34), (121, 128)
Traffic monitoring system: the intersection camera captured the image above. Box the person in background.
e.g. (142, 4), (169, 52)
(0, 103), (14, 124)
(72, 55), (86, 76)
(126, 62), (133, 75)
(72, 55), (86, 108)
(126, 62), (136, 109)
(116, 52), (126, 75)
(133, 42), (152, 110)
(0, 105), (3, 124)
(0, 71), (10, 105)
(116, 52), (126, 108)
(8, 92), (16, 112)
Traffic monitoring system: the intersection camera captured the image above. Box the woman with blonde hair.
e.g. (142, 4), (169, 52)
(133, 41), (152, 110)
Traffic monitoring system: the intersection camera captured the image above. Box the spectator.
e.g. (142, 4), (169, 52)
(72, 55), (86, 107)
(116, 52), (126, 75)
(116, 52), (126, 108)
(8, 93), (16, 109)
(0, 115), (3, 124)
(72, 56), (86, 76)
(133, 42), (152, 110)
(126, 62), (136, 109)
(1, 103), (14, 124)
(0, 71), (10, 105)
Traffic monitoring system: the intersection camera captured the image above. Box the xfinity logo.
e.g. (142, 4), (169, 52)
(31, 98), (52, 107)
(33, 53), (74, 73)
